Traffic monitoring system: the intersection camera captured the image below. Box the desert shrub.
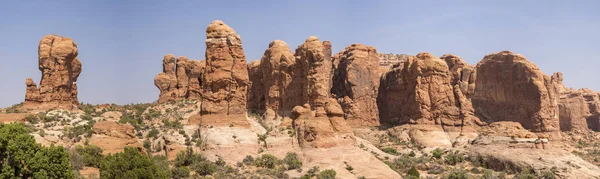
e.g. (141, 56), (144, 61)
(301, 166), (320, 179)
(445, 150), (465, 165)
(100, 147), (169, 179)
(215, 156), (226, 166)
(147, 128), (160, 139)
(25, 114), (39, 124)
(406, 166), (420, 178)
(382, 147), (399, 155)
(283, 152), (302, 170)
(317, 169), (336, 179)
(254, 154), (279, 169)
(443, 169), (469, 179)
(163, 119), (183, 129)
(482, 169), (494, 179)
(513, 168), (536, 179)
(69, 148), (84, 170)
(192, 161), (218, 176)
(0, 123), (74, 178)
(143, 140), (151, 151)
(408, 150), (416, 157)
(427, 164), (445, 174)
(540, 168), (557, 179)
(344, 162), (354, 172)
(243, 155), (255, 165)
(432, 148), (444, 159)
(75, 145), (104, 168)
(152, 155), (171, 178)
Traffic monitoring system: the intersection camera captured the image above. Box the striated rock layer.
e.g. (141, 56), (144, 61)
(154, 54), (205, 103)
(378, 53), (481, 128)
(24, 34), (82, 110)
(471, 51), (559, 132)
(199, 20), (250, 124)
(332, 44), (380, 127)
(552, 72), (600, 131)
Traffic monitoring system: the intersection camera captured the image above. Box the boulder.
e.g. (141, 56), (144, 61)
(471, 51), (559, 132)
(332, 44), (381, 127)
(24, 34), (81, 110)
(89, 121), (144, 155)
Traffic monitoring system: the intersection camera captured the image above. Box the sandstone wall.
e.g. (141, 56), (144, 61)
(154, 55), (204, 103)
(332, 44), (380, 127)
(471, 51), (559, 132)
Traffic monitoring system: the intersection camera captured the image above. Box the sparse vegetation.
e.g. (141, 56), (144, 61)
(382, 147), (399, 155)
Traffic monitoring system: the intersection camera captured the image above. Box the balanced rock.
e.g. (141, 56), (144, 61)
(200, 20), (249, 123)
(24, 34), (81, 110)
(471, 51), (559, 132)
(331, 44), (380, 127)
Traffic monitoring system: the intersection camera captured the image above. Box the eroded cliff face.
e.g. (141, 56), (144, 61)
(471, 51), (559, 132)
(553, 72), (600, 131)
(24, 34), (81, 110)
(332, 44), (381, 127)
(377, 53), (481, 127)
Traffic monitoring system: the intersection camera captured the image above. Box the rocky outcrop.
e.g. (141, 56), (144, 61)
(553, 72), (600, 131)
(89, 121), (144, 155)
(440, 54), (475, 95)
(24, 34), (81, 110)
(378, 53), (481, 128)
(154, 55), (204, 103)
(292, 102), (354, 148)
(331, 44), (380, 127)
(257, 40), (296, 119)
(471, 51), (559, 132)
(200, 20), (249, 123)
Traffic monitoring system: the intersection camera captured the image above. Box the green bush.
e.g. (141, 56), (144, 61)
(382, 147), (399, 155)
(25, 114), (39, 124)
(408, 150), (416, 157)
(444, 150), (465, 165)
(283, 152), (302, 170)
(192, 161), (218, 176)
(432, 148), (444, 159)
(171, 166), (190, 179)
(100, 147), (169, 179)
(0, 123), (75, 178)
(483, 169), (494, 179)
(317, 169), (336, 179)
(443, 169), (469, 179)
(514, 168), (536, 179)
(147, 128), (160, 139)
(302, 166), (320, 179)
(75, 145), (104, 168)
(407, 166), (420, 178)
(254, 154), (279, 169)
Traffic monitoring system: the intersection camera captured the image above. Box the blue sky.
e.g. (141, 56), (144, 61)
(1, 1), (599, 107)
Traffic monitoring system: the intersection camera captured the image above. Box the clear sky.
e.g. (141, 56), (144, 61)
(1, 1), (599, 108)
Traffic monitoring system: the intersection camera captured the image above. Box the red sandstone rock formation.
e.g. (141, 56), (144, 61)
(331, 44), (381, 127)
(378, 53), (481, 128)
(154, 54), (204, 103)
(471, 51), (559, 132)
(200, 20), (249, 123)
(292, 102), (354, 148)
(553, 72), (600, 131)
(24, 34), (81, 110)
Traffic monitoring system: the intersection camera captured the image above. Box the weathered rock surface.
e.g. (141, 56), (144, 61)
(331, 44), (380, 127)
(255, 40), (296, 118)
(378, 53), (480, 128)
(200, 20), (249, 123)
(440, 54), (475, 95)
(24, 34), (81, 110)
(553, 72), (600, 131)
(246, 60), (264, 113)
(154, 54), (204, 103)
(471, 51), (559, 132)
(89, 121), (144, 155)
(292, 102), (354, 148)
